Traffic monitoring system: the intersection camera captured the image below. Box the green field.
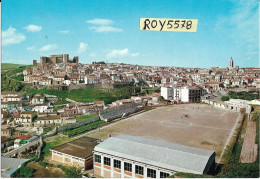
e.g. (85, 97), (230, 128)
(76, 113), (99, 122)
(1, 63), (25, 71)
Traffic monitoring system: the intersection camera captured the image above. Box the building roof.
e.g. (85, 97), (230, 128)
(51, 136), (99, 159)
(1, 157), (29, 178)
(17, 134), (30, 140)
(94, 134), (215, 174)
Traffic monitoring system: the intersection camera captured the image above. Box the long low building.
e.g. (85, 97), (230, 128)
(93, 134), (216, 178)
(50, 136), (99, 171)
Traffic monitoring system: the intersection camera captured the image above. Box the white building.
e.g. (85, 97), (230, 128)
(33, 103), (53, 113)
(160, 87), (173, 100)
(161, 86), (203, 103)
(224, 99), (252, 114)
(93, 134), (216, 178)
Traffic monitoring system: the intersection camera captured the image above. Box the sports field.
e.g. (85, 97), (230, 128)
(86, 103), (240, 160)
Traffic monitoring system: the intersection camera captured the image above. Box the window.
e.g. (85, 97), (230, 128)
(135, 165), (144, 175)
(160, 172), (170, 178)
(104, 157), (111, 166)
(147, 168), (156, 178)
(124, 162), (132, 172)
(95, 154), (101, 163)
(114, 159), (121, 169)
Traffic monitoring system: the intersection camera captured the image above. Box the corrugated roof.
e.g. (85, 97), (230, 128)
(94, 134), (215, 174)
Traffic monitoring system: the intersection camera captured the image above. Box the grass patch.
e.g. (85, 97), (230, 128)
(143, 106), (152, 111)
(172, 172), (213, 178)
(42, 136), (72, 157)
(57, 165), (82, 178)
(63, 120), (106, 137)
(75, 113), (99, 122)
(142, 87), (160, 94)
(12, 74), (24, 81)
(216, 113), (259, 178)
(25, 88), (133, 104)
(53, 100), (70, 105)
(1, 63), (25, 71)
(41, 126), (55, 136)
(1, 64), (34, 92)
(38, 161), (49, 168)
(201, 141), (216, 146)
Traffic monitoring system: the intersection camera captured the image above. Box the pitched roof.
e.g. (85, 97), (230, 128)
(17, 134), (30, 140)
(94, 134), (215, 174)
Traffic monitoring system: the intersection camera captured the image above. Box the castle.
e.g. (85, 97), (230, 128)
(39, 54), (78, 65)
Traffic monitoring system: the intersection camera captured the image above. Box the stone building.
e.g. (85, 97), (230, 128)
(40, 54), (79, 65)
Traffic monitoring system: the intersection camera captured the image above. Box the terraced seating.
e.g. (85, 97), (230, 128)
(100, 103), (139, 122)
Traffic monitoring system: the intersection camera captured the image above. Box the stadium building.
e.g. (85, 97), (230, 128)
(93, 134), (216, 178)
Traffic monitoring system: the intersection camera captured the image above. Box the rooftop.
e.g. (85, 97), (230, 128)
(94, 134), (215, 174)
(51, 136), (99, 159)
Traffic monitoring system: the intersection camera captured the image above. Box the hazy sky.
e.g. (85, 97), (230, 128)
(2, 0), (259, 68)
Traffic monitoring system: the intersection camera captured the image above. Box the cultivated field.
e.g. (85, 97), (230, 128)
(86, 103), (240, 160)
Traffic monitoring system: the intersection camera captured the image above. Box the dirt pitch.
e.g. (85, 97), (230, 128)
(86, 103), (240, 160)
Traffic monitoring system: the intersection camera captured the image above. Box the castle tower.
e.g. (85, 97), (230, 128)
(229, 57), (234, 70)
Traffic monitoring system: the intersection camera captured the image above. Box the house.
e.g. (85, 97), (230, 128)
(35, 116), (61, 126)
(19, 111), (36, 127)
(112, 99), (134, 106)
(33, 103), (54, 113)
(1, 101), (23, 111)
(14, 134), (31, 148)
(93, 134), (216, 178)
(1, 92), (23, 102)
(206, 82), (224, 91)
(31, 94), (46, 105)
(53, 75), (65, 85)
(50, 137), (99, 171)
(1, 128), (13, 137)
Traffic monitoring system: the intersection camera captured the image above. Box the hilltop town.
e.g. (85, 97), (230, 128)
(22, 54), (260, 91)
(1, 54), (259, 178)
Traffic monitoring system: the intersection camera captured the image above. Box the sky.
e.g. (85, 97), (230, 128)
(2, 0), (259, 68)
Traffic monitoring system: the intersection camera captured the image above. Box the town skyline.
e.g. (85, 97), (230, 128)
(2, 0), (259, 68)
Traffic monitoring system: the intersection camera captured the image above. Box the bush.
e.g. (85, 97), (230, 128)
(11, 155), (37, 177)
(221, 96), (230, 101)
(228, 91), (259, 101)
(58, 165), (82, 178)
(19, 166), (35, 177)
(39, 161), (48, 168)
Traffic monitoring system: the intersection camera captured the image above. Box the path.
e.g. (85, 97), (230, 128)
(240, 114), (258, 163)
